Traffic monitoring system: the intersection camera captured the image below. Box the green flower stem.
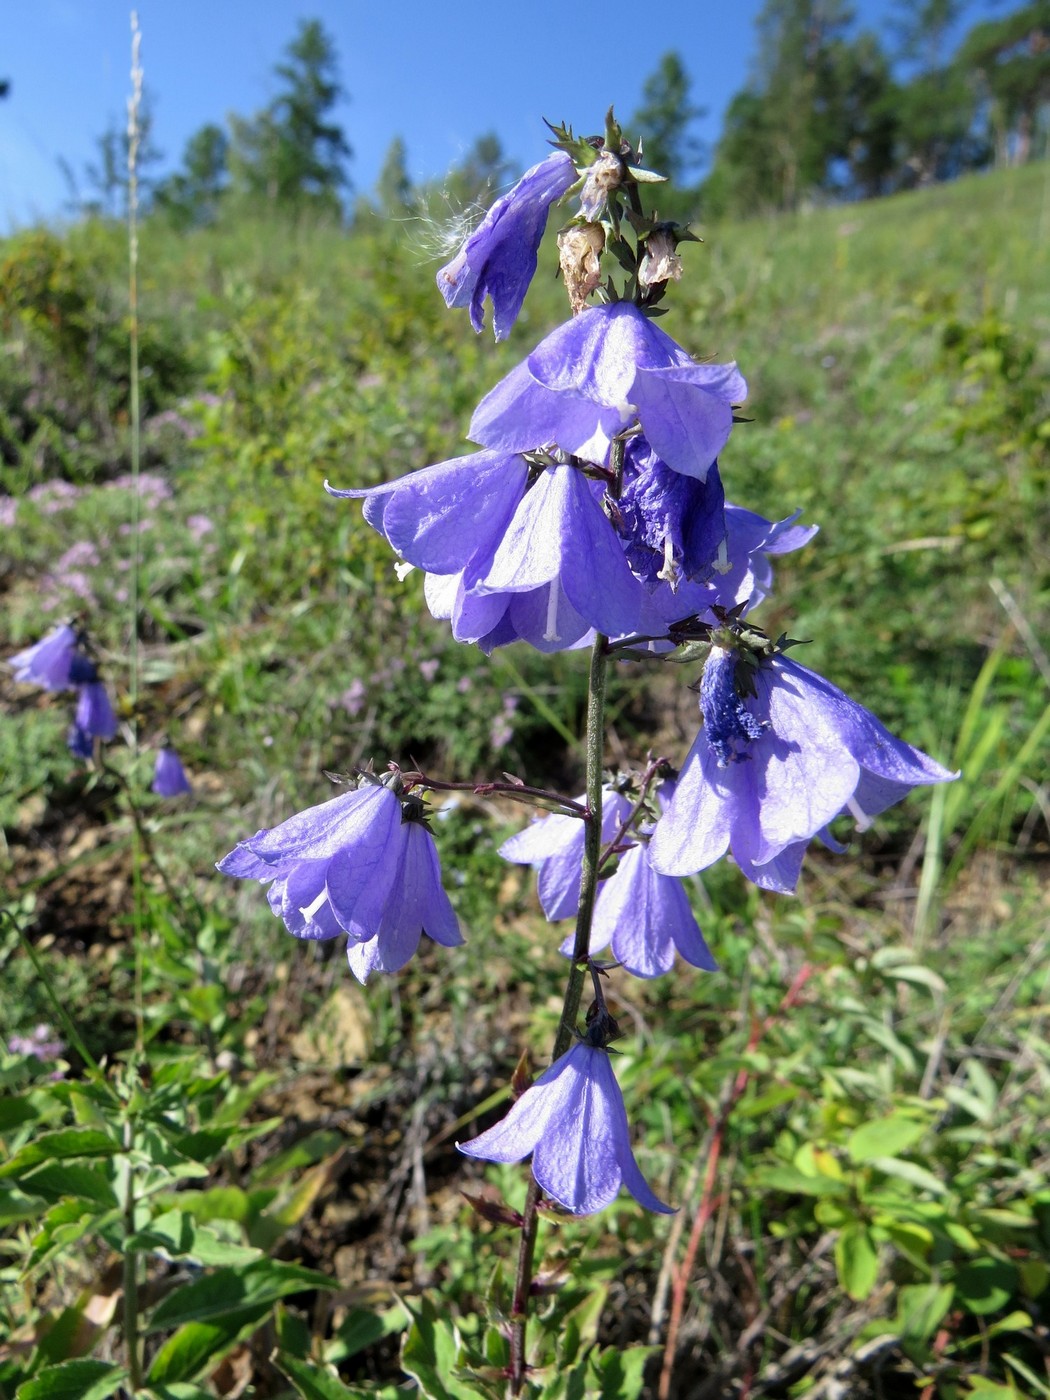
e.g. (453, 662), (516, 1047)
(122, 1117), (143, 1392)
(508, 628), (610, 1395)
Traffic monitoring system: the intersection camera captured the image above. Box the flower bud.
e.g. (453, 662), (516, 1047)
(557, 223), (605, 315)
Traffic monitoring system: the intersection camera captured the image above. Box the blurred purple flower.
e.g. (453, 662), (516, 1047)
(560, 842), (717, 978)
(152, 746), (192, 797)
(419, 658), (439, 683)
(469, 302), (746, 479)
(8, 1024), (65, 1063)
(28, 481), (81, 514)
(8, 623), (79, 690)
(0, 497), (16, 527)
(437, 150), (576, 340)
(500, 788), (634, 920)
(337, 679), (366, 717)
(650, 647), (957, 891)
(459, 1041), (674, 1215)
(68, 678), (118, 756)
(187, 513), (215, 541)
(217, 778), (463, 982)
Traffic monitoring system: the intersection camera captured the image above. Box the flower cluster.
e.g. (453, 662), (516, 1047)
(7, 621), (192, 788)
(223, 113), (957, 1219)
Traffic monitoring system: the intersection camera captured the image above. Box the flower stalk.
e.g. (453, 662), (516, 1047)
(508, 625), (610, 1393)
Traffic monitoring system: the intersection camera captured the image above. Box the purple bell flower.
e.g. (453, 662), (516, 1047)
(500, 788), (634, 920)
(649, 647), (957, 892)
(559, 842), (718, 978)
(615, 438), (726, 590)
(469, 302), (747, 480)
(71, 680), (118, 749)
(8, 624), (79, 690)
(436, 150), (576, 341)
(330, 450), (650, 647)
(217, 779), (463, 983)
(152, 746), (192, 797)
(458, 1040), (674, 1215)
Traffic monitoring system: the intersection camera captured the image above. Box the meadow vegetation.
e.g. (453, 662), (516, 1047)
(0, 159), (1048, 1398)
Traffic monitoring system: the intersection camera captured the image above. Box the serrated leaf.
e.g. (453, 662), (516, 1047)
(16, 1360), (126, 1400)
(0, 1095), (41, 1131)
(145, 1261), (337, 1331)
(21, 1163), (117, 1207)
(0, 1130), (120, 1180)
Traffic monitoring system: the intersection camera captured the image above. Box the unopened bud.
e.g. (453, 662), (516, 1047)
(558, 223), (605, 315)
(579, 150), (624, 220)
(638, 229), (683, 289)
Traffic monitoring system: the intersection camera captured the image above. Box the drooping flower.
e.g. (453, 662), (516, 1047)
(436, 150), (576, 341)
(8, 623), (79, 690)
(559, 842), (717, 978)
(469, 302), (747, 480)
(500, 788), (635, 920)
(649, 645), (957, 891)
(329, 450), (651, 647)
(152, 745), (192, 797)
(67, 678), (118, 758)
(458, 1040), (673, 1215)
(217, 776), (463, 982)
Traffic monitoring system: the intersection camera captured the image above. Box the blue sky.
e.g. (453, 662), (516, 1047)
(1, 0), (984, 230)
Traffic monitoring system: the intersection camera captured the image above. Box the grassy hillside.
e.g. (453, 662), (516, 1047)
(1, 163), (1048, 1398)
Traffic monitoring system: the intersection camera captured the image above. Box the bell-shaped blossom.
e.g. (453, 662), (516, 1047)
(74, 679), (118, 741)
(559, 842), (717, 978)
(459, 1041), (673, 1215)
(217, 780), (463, 982)
(330, 452), (651, 647)
(424, 569), (596, 655)
(649, 646), (957, 892)
(152, 745), (192, 797)
(616, 438), (726, 590)
(500, 789), (634, 920)
(8, 624), (79, 690)
(436, 150), (576, 341)
(469, 302), (747, 480)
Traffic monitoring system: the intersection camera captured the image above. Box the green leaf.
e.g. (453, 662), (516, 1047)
(835, 1224), (880, 1300)
(896, 1283), (954, 1344)
(590, 1345), (656, 1400)
(15, 1361), (127, 1400)
(0, 1095), (40, 1131)
(146, 1306), (271, 1384)
(0, 1130), (120, 1180)
(273, 1354), (357, 1400)
(145, 1261), (337, 1331)
(847, 1115), (927, 1164)
(954, 1257), (1018, 1316)
(751, 1166), (849, 1198)
(865, 1156), (947, 1196)
(401, 1296), (479, 1400)
(21, 1163), (118, 1208)
(324, 1305), (409, 1364)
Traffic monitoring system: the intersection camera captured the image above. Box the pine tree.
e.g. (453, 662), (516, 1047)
(228, 19), (351, 216)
